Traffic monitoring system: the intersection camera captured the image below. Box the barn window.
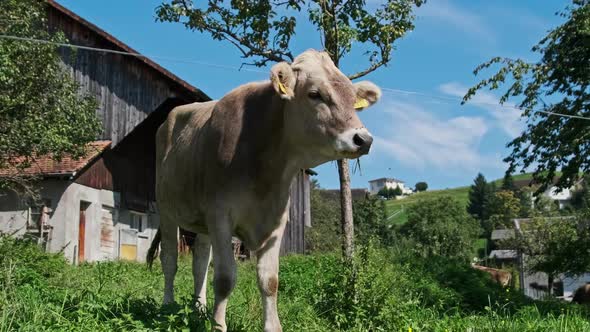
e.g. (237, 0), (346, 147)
(28, 198), (52, 230)
(130, 211), (147, 233)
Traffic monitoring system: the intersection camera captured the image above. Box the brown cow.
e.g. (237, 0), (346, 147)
(572, 283), (590, 304)
(471, 263), (512, 287)
(149, 49), (381, 331)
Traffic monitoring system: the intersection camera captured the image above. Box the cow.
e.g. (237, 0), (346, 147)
(471, 263), (512, 287)
(572, 283), (590, 305)
(147, 49), (381, 331)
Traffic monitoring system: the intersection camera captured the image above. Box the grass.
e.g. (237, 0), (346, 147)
(383, 172), (540, 225)
(2, 235), (590, 331)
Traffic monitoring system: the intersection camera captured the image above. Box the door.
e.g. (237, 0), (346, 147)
(100, 207), (115, 260)
(78, 202), (89, 263)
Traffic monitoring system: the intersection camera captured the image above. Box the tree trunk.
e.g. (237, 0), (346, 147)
(338, 159), (354, 260)
(548, 274), (554, 296)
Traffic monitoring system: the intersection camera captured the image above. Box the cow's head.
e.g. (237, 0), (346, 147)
(270, 49), (381, 167)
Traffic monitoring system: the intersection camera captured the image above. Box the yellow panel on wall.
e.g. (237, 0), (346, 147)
(120, 244), (137, 261)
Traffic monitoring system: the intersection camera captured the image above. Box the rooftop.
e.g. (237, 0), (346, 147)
(0, 141), (111, 177)
(369, 177), (405, 183)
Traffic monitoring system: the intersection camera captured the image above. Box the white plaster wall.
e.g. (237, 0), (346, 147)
(2, 179), (159, 264)
(0, 190), (28, 236)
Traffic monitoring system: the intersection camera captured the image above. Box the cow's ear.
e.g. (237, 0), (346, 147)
(353, 81), (382, 111)
(270, 62), (296, 100)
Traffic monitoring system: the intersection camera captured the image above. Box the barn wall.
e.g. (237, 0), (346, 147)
(280, 171), (310, 255)
(46, 5), (203, 146)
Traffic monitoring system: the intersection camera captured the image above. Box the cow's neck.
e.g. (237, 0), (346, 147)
(251, 92), (302, 198)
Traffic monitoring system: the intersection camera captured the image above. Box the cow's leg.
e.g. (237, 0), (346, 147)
(256, 211), (287, 332)
(192, 233), (212, 310)
(210, 222), (236, 331)
(160, 224), (178, 304)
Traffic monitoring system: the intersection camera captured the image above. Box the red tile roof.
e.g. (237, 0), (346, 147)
(0, 141), (111, 177)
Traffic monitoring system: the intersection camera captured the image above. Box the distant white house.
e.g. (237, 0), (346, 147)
(369, 177), (413, 196)
(514, 178), (580, 210)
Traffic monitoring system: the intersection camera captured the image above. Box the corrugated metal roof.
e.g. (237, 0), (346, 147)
(489, 250), (517, 259)
(491, 229), (515, 240)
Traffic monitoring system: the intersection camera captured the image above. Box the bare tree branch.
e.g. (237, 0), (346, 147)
(348, 59), (387, 80)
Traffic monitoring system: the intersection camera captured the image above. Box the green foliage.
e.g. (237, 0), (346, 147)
(353, 196), (392, 246)
(306, 187), (341, 253)
(378, 185), (403, 199)
(0, 0), (102, 193)
(415, 181), (428, 192)
(156, 0), (424, 77)
(571, 175), (590, 210)
(464, 1), (590, 195)
(400, 196), (481, 260)
(508, 211), (590, 280)
(1, 234), (590, 331)
(467, 173), (495, 222)
(485, 190), (522, 233)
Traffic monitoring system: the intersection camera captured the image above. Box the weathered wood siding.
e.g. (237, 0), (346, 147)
(280, 171), (310, 255)
(46, 2), (207, 146)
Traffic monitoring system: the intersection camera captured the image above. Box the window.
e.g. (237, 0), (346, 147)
(28, 198), (52, 229)
(130, 212), (147, 233)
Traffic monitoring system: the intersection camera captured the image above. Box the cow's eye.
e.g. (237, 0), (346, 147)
(308, 90), (322, 101)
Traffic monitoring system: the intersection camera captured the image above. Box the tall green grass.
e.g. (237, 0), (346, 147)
(1, 235), (589, 331)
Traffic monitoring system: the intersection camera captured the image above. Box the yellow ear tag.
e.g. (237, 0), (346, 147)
(278, 82), (288, 95)
(354, 98), (369, 109)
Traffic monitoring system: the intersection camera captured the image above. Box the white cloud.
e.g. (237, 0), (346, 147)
(438, 82), (523, 138)
(372, 99), (501, 171)
(416, 0), (496, 43)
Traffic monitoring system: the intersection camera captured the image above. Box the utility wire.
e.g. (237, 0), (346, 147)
(1, 34), (589, 121)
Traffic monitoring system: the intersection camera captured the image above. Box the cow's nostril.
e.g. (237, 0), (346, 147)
(353, 133), (365, 147)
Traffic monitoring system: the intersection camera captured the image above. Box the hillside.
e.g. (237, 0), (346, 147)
(384, 173), (535, 225)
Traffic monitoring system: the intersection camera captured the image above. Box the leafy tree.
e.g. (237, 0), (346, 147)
(508, 212), (590, 295)
(467, 173), (494, 221)
(392, 185), (403, 197)
(156, 0), (425, 259)
(400, 196), (481, 260)
(377, 187), (390, 199)
(415, 181), (428, 192)
(501, 173), (517, 192)
(306, 185), (341, 253)
(463, 1), (590, 195)
(571, 175), (590, 210)
(0, 0), (101, 194)
(484, 190), (521, 236)
(354, 196), (391, 246)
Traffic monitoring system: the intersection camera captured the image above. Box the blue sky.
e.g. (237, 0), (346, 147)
(56, 0), (567, 190)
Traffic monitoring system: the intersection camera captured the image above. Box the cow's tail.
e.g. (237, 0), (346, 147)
(146, 227), (162, 270)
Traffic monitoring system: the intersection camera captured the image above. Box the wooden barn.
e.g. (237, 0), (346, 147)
(0, 0), (310, 263)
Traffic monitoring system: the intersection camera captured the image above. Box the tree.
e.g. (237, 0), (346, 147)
(484, 190), (521, 236)
(156, 0), (425, 260)
(400, 196), (481, 260)
(571, 175), (590, 210)
(306, 184), (341, 253)
(354, 196), (390, 246)
(508, 213), (590, 295)
(392, 185), (403, 197)
(0, 0), (101, 194)
(415, 181), (428, 192)
(463, 1), (590, 195)
(467, 173), (494, 221)
(501, 173), (517, 192)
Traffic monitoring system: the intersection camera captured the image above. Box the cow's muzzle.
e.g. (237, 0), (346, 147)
(335, 127), (374, 157)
